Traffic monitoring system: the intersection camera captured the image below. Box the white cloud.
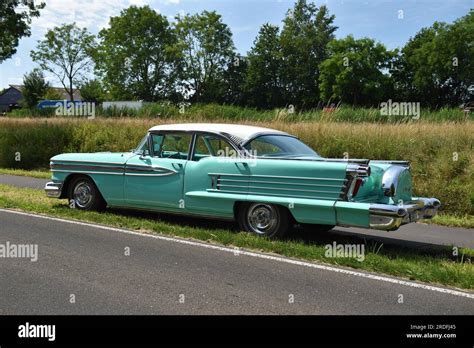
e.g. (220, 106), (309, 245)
(30, 0), (131, 36)
(129, 0), (147, 6)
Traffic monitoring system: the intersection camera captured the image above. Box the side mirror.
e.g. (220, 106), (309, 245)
(139, 149), (150, 160)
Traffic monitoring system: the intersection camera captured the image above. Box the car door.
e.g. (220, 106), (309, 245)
(184, 133), (251, 217)
(124, 132), (192, 211)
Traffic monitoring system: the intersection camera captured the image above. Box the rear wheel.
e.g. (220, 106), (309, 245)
(68, 176), (106, 211)
(238, 203), (289, 239)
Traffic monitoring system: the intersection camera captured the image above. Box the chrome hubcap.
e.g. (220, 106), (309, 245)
(73, 182), (93, 208)
(247, 204), (278, 235)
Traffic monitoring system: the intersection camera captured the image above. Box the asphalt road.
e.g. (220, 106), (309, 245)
(1, 174), (473, 249)
(0, 209), (473, 315)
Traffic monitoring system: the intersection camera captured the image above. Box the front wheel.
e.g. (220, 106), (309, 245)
(68, 176), (106, 211)
(237, 203), (289, 239)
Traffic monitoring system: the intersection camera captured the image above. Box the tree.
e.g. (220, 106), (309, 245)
(245, 24), (284, 109)
(31, 23), (95, 102)
(221, 54), (248, 105)
(43, 88), (63, 100)
(174, 11), (235, 102)
(94, 6), (177, 101)
(21, 69), (50, 109)
(394, 10), (474, 107)
(79, 79), (105, 103)
(0, 0), (45, 63)
(319, 36), (395, 106)
(280, 1), (337, 108)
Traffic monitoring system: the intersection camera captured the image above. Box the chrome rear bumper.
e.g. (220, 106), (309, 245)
(369, 197), (441, 231)
(44, 182), (63, 198)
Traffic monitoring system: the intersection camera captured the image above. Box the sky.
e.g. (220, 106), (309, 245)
(0, 0), (472, 89)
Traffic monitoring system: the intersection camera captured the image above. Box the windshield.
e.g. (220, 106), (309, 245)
(134, 135), (149, 153)
(244, 135), (320, 158)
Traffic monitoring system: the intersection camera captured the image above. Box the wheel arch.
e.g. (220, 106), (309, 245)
(60, 173), (107, 204)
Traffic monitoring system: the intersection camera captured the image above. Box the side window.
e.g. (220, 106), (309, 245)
(151, 134), (164, 154)
(245, 138), (281, 156)
(150, 133), (192, 159)
(192, 134), (236, 161)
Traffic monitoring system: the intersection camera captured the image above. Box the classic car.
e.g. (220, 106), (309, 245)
(45, 123), (441, 238)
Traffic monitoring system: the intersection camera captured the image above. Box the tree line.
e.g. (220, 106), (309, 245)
(3, 0), (473, 109)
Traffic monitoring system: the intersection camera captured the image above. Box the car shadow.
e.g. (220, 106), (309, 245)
(109, 207), (238, 231)
(100, 207), (459, 259)
(287, 225), (456, 258)
(51, 204), (459, 260)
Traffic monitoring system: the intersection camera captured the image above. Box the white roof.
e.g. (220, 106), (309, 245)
(148, 123), (287, 141)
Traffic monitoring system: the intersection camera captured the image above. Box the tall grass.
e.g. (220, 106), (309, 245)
(7, 103), (471, 122)
(0, 117), (472, 215)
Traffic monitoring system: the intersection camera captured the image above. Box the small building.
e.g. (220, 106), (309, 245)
(102, 101), (149, 110)
(0, 85), (82, 113)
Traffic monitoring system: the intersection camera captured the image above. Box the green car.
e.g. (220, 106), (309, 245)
(45, 123), (440, 238)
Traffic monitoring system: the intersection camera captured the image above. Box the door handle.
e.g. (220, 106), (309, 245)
(172, 163), (183, 170)
(235, 162), (248, 168)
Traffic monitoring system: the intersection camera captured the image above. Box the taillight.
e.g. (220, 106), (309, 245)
(352, 178), (363, 197)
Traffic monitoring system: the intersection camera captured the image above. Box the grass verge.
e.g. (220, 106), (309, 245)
(424, 214), (474, 229)
(0, 184), (472, 290)
(0, 168), (50, 179)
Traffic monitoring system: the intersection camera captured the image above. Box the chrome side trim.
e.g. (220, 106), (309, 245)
(218, 183), (340, 195)
(44, 182), (63, 198)
(51, 169), (124, 176)
(124, 164), (178, 176)
(371, 160), (410, 167)
(124, 172), (177, 177)
(50, 159), (126, 165)
(219, 178), (344, 188)
(51, 163), (124, 172)
(309, 158), (370, 164)
(51, 162), (178, 177)
(206, 188), (341, 201)
(208, 173), (346, 182)
(208, 173), (343, 200)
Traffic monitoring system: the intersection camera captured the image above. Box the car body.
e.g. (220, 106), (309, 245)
(45, 123), (441, 238)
